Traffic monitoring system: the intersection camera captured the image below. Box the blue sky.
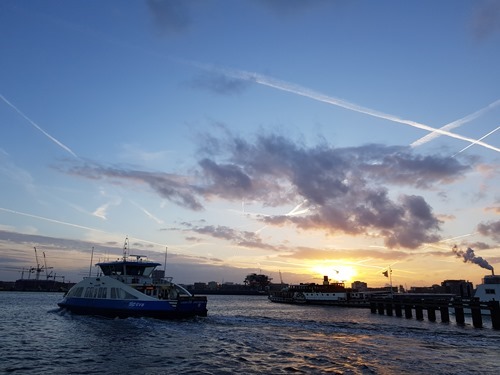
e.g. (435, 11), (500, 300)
(0, 0), (499, 287)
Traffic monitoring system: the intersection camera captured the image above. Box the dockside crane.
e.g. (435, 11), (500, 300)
(43, 252), (53, 280)
(33, 247), (45, 280)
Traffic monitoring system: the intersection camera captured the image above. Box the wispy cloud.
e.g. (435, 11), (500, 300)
(0, 94), (78, 158)
(188, 63), (500, 153)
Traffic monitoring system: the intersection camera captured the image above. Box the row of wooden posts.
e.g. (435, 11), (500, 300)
(369, 297), (500, 330)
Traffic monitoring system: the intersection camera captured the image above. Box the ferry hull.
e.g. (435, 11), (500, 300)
(58, 296), (208, 319)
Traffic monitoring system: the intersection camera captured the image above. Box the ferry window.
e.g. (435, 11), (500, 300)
(110, 288), (117, 299)
(98, 287), (107, 299)
(67, 287), (83, 298)
(143, 266), (155, 277)
(485, 289), (496, 295)
(84, 287), (93, 298)
(121, 289), (138, 299)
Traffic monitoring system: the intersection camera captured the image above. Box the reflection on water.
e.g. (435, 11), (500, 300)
(0, 293), (498, 374)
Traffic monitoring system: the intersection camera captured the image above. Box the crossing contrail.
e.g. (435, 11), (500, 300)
(411, 99), (500, 147)
(189, 62), (500, 153)
(452, 126), (500, 157)
(0, 94), (78, 158)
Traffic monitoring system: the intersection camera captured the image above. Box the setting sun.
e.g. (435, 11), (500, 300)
(311, 264), (358, 283)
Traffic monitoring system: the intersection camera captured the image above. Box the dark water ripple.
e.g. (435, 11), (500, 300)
(1, 292), (499, 374)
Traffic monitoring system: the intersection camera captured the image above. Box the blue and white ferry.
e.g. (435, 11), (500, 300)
(58, 240), (207, 319)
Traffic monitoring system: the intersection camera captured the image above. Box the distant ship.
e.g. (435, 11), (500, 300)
(58, 239), (207, 319)
(268, 276), (369, 307)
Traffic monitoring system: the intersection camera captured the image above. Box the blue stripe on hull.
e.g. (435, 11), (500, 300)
(58, 297), (207, 319)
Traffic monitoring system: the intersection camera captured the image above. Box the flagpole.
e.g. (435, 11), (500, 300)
(389, 267), (393, 296)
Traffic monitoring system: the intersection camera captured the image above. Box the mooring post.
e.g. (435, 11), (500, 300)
(386, 301), (393, 316)
(394, 302), (402, 317)
(454, 300), (465, 326)
(377, 301), (385, 315)
(427, 306), (436, 322)
(440, 304), (450, 323)
(489, 300), (500, 330)
(470, 299), (483, 328)
(415, 304), (424, 321)
(404, 304), (412, 319)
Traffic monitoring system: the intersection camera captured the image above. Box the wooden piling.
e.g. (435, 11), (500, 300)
(394, 302), (402, 317)
(370, 301), (377, 314)
(427, 306), (436, 322)
(415, 304), (424, 320)
(470, 300), (483, 328)
(440, 305), (450, 323)
(489, 301), (500, 330)
(385, 302), (393, 316)
(404, 304), (412, 319)
(377, 302), (385, 315)
(454, 303), (465, 326)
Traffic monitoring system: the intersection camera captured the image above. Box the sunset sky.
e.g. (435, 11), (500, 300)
(1, 0), (499, 288)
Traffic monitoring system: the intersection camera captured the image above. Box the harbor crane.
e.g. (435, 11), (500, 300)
(33, 247), (45, 280)
(43, 252), (53, 280)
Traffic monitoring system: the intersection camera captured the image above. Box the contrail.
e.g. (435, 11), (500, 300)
(411, 99), (500, 147)
(189, 62), (500, 153)
(0, 207), (105, 233)
(452, 126), (500, 157)
(0, 94), (78, 158)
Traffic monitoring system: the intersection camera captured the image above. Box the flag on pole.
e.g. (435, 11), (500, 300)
(382, 270), (389, 277)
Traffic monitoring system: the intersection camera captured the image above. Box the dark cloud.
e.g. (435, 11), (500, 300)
(147, 0), (191, 35)
(198, 159), (253, 199)
(257, 0), (330, 16)
(465, 241), (492, 250)
(195, 132), (466, 248)
(185, 224), (278, 250)
(61, 131), (475, 250)
(477, 220), (500, 241)
(63, 162), (204, 211)
(471, 0), (500, 40)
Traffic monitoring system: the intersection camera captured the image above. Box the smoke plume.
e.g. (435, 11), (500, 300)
(452, 245), (494, 272)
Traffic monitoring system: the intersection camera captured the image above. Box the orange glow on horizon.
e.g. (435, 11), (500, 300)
(311, 264), (358, 283)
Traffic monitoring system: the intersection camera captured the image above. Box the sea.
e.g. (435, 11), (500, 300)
(0, 292), (499, 375)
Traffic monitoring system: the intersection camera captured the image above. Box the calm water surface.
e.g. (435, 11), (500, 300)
(0, 292), (499, 374)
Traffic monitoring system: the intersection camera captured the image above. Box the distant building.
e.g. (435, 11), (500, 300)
(441, 279), (474, 298)
(207, 281), (219, 290)
(351, 281), (367, 291)
(193, 282), (207, 290)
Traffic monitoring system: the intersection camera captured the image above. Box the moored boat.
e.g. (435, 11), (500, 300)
(473, 272), (500, 302)
(268, 276), (369, 307)
(58, 239), (207, 319)
(450, 271), (500, 315)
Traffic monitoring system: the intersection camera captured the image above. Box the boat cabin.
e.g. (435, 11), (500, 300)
(97, 259), (160, 277)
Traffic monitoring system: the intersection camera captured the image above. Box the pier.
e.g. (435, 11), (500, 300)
(370, 295), (500, 330)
